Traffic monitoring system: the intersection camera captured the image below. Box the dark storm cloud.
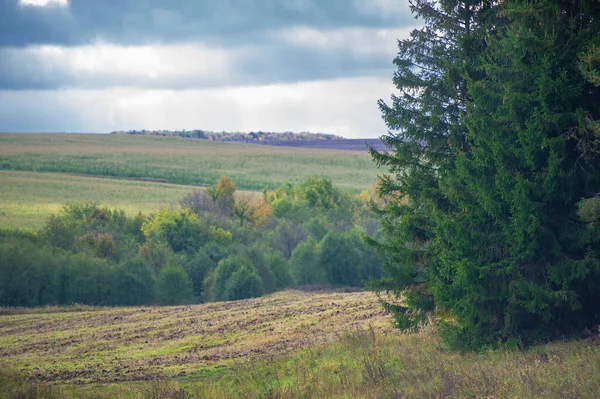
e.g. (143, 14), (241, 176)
(0, 0), (412, 47)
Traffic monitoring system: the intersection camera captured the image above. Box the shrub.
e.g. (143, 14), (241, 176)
(224, 266), (264, 301)
(112, 258), (155, 305)
(156, 265), (195, 305)
(210, 254), (255, 302)
(290, 238), (327, 286)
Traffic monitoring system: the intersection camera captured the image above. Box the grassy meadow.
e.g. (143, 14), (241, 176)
(0, 171), (192, 229)
(0, 133), (380, 192)
(0, 170), (259, 229)
(3, 132), (600, 398)
(2, 290), (600, 398)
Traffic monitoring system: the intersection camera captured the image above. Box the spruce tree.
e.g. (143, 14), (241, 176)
(439, 0), (600, 347)
(372, 0), (600, 348)
(370, 0), (494, 335)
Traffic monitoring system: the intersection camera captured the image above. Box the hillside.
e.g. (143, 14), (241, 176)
(0, 290), (393, 385)
(2, 290), (600, 398)
(0, 170), (204, 229)
(0, 133), (381, 229)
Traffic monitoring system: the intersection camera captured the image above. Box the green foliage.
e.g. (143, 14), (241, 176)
(156, 264), (195, 306)
(184, 250), (215, 300)
(272, 219), (307, 259)
(137, 239), (174, 275)
(319, 231), (364, 287)
(372, 0), (600, 349)
(267, 252), (294, 291)
(267, 176), (348, 214)
(224, 266), (265, 301)
(2, 174), (384, 307)
(41, 203), (141, 262)
(241, 245), (277, 293)
(55, 254), (116, 306)
(112, 258), (155, 306)
(290, 238), (327, 286)
(297, 176), (344, 210)
(210, 254), (255, 302)
(142, 208), (206, 252)
(0, 238), (57, 307)
(304, 216), (329, 241)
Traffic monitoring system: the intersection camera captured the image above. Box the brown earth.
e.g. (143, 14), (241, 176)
(0, 290), (395, 385)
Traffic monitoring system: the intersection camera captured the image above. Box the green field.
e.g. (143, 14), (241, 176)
(0, 133), (381, 229)
(0, 170), (259, 229)
(0, 133), (380, 192)
(2, 290), (599, 398)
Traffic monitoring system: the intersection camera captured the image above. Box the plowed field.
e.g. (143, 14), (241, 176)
(0, 290), (394, 385)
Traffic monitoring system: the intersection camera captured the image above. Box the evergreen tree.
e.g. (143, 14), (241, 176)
(437, 0), (600, 347)
(370, 0), (494, 337)
(372, 0), (600, 348)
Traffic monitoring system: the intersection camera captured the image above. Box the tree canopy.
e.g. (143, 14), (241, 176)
(371, 0), (600, 349)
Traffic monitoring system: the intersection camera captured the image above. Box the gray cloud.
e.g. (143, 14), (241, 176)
(0, 0), (413, 47)
(0, 26), (411, 90)
(0, 0), (412, 135)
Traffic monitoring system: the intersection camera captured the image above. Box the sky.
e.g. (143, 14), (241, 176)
(0, 0), (416, 138)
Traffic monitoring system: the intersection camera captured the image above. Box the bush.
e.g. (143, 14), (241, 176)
(224, 266), (265, 301)
(210, 255), (255, 301)
(290, 238), (327, 286)
(112, 258), (155, 305)
(156, 265), (195, 305)
(319, 231), (363, 287)
(184, 250), (215, 300)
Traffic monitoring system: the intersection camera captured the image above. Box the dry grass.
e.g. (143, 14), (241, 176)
(1, 290), (600, 398)
(0, 291), (600, 399)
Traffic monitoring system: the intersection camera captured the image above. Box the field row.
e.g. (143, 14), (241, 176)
(0, 133), (381, 192)
(3, 290), (600, 398)
(0, 290), (394, 385)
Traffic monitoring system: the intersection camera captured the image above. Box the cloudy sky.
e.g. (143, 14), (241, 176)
(0, 0), (416, 138)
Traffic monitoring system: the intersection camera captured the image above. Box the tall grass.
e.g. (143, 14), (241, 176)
(2, 327), (600, 398)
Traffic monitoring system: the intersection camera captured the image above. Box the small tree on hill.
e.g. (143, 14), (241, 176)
(290, 238), (327, 286)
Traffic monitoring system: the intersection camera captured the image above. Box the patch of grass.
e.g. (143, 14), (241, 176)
(0, 304), (108, 316)
(0, 133), (380, 192)
(3, 325), (600, 398)
(0, 170), (256, 229)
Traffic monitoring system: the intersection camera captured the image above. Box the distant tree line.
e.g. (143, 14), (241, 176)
(111, 130), (344, 142)
(0, 177), (383, 307)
